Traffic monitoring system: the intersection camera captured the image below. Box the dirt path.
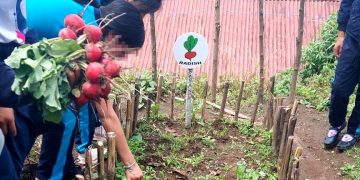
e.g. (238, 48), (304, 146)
(294, 105), (355, 180)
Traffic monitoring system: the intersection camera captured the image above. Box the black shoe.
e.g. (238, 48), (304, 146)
(324, 123), (346, 149)
(337, 134), (357, 152)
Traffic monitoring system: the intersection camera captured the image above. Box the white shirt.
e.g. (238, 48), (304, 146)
(0, 0), (27, 44)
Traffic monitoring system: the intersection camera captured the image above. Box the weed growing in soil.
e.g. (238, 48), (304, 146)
(341, 147), (360, 179)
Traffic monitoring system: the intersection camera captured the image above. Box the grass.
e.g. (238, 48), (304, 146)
(341, 147), (360, 179)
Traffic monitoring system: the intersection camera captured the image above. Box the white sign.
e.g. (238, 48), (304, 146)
(173, 32), (209, 69)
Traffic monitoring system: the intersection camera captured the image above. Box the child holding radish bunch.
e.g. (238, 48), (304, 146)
(0, 0), (162, 179)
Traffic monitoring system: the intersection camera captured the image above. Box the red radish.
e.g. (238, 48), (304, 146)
(64, 14), (85, 32)
(185, 51), (197, 60)
(75, 92), (89, 106)
(104, 60), (121, 77)
(59, 28), (77, 40)
(83, 25), (102, 43)
(101, 83), (111, 98)
(101, 56), (113, 65)
(82, 82), (102, 99)
(85, 62), (105, 83)
(86, 43), (102, 62)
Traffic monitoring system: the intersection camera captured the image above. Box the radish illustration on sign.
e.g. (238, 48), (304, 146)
(184, 35), (198, 61)
(173, 32), (209, 69)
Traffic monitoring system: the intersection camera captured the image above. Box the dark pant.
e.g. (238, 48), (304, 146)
(329, 34), (360, 135)
(0, 106), (78, 180)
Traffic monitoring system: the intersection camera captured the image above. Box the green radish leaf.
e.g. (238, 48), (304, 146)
(43, 76), (62, 111)
(4, 45), (31, 69)
(47, 40), (81, 58)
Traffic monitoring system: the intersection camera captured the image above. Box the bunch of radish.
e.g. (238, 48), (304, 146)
(59, 10), (122, 107)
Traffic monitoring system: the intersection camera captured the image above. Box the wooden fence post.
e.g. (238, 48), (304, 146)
(125, 100), (132, 139)
(170, 74), (176, 120)
(97, 141), (105, 180)
(234, 81), (245, 121)
(146, 93), (152, 120)
(201, 81), (209, 120)
(85, 149), (93, 180)
(107, 132), (116, 180)
(289, 0), (305, 104)
(150, 12), (158, 83)
(279, 136), (294, 179)
(264, 76), (275, 129)
(219, 82), (230, 119)
(156, 75), (163, 103)
(272, 106), (291, 157)
(211, 0), (221, 103)
(132, 80), (140, 133)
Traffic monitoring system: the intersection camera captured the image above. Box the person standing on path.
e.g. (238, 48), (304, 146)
(324, 0), (360, 151)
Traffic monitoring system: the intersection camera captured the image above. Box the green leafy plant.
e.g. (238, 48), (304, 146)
(301, 13), (338, 80)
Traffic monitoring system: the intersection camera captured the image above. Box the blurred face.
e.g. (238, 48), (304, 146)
(104, 33), (140, 58)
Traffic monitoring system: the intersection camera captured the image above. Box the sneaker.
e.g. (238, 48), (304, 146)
(324, 123), (346, 149)
(337, 134), (357, 151)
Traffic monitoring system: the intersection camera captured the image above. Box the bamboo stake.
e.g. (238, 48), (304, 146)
(211, 0), (221, 103)
(279, 136), (294, 179)
(132, 80), (140, 133)
(288, 0), (305, 104)
(234, 81), (245, 121)
(150, 12), (158, 83)
(156, 75), (163, 103)
(201, 81), (209, 119)
(107, 132), (116, 180)
(97, 141), (105, 180)
(85, 149), (93, 180)
(170, 74), (176, 120)
(219, 82), (230, 119)
(125, 100), (132, 139)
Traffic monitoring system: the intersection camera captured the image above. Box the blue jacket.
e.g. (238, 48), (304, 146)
(338, 0), (360, 40)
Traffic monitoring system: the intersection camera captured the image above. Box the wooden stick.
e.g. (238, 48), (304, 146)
(278, 110), (291, 168)
(132, 80), (140, 133)
(156, 75), (163, 103)
(279, 136), (294, 180)
(219, 82), (230, 119)
(112, 96), (121, 125)
(170, 74), (176, 120)
(211, 0), (221, 103)
(258, 0), (265, 104)
(146, 93), (152, 120)
(292, 160), (300, 180)
(234, 81), (245, 121)
(265, 77), (275, 129)
(85, 149), (93, 180)
(272, 107), (290, 157)
(291, 100), (299, 117)
(125, 100), (132, 139)
(251, 76), (265, 125)
(97, 141), (105, 180)
(107, 132), (116, 180)
(201, 80), (209, 120)
(175, 96), (250, 119)
(286, 159), (295, 180)
(288, 0), (305, 104)
(150, 12), (158, 83)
